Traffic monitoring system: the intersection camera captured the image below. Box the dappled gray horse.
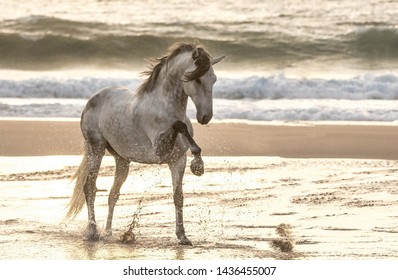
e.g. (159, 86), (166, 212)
(66, 43), (224, 245)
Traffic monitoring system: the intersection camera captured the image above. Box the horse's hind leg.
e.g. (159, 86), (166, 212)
(84, 140), (106, 241)
(168, 155), (192, 246)
(105, 150), (130, 236)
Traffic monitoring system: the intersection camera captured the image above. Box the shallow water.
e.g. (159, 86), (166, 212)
(1, 156), (397, 259)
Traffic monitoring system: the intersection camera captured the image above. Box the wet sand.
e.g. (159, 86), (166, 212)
(1, 119), (398, 159)
(0, 119), (398, 259)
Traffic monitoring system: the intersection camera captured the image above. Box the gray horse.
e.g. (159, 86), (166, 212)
(66, 43), (224, 245)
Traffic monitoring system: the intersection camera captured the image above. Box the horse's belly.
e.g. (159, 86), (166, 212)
(89, 87), (189, 164)
(102, 120), (157, 162)
(102, 119), (187, 164)
(108, 130), (189, 165)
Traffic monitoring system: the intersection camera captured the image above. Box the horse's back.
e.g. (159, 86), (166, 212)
(81, 86), (157, 161)
(84, 86), (134, 113)
(80, 85), (191, 163)
(80, 86), (134, 140)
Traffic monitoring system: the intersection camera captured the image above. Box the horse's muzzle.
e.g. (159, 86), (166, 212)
(197, 114), (212, 125)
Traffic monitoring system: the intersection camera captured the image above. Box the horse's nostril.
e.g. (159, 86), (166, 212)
(201, 114), (211, 124)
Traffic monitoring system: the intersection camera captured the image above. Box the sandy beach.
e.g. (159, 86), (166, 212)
(1, 119), (398, 159)
(0, 119), (397, 259)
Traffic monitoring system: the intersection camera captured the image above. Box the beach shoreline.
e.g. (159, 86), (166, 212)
(1, 118), (397, 159)
(1, 118), (398, 260)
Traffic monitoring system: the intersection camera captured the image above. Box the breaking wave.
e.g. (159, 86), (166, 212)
(1, 73), (398, 121)
(1, 74), (398, 100)
(1, 15), (398, 69)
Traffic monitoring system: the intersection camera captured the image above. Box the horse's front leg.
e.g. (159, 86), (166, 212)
(171, 121), (204, 176)
(168, 155), (192, 246)
(154, 124), (179, 161)
(155, 121), (204, 176)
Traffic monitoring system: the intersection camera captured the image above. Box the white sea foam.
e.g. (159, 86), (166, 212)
(1, 74), (398, 121)
(1, 98), (397, 122)
(0, 77), (139, 99)
(1, 74), (398, 100)
(209, 99), (398, 122)
(215, 74), (398, 100)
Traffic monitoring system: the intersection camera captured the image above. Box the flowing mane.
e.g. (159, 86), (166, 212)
(136, 43), (211, 95)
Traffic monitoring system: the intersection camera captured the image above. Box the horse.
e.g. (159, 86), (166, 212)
(65, 43), (225, 245)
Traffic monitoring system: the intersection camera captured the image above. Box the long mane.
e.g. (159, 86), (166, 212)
(136, 43), (211, 95)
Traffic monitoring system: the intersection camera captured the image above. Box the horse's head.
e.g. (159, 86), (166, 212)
(182, 47), (225, 125)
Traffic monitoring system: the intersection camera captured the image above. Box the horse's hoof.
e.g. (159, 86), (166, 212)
(86, 222), (100, 241)
(105, 229), (112, 237)
(179, 238), (193, 246)
(86, 232), (100, 241)
(190, 158), (204, 176)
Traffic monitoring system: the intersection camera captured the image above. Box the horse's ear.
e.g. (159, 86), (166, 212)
(192, 48), (200, 60)
(211, 55), (225, 65)
(192, 47), (205, 61)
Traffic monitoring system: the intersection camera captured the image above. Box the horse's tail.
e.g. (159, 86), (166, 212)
(65, 152), (89, 220)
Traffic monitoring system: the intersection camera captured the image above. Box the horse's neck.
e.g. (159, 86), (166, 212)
(154, 56), (190, 114)
(139, 74), (187, 124)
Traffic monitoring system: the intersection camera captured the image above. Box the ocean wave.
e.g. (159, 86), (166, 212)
(215, 74), (398, 100)
(1, 98), (397, 122)
(0, 32), (177, 69)
(0, 77), (139, 99)
(0, 102), (84, 118)
(211, 99), (398, 122)
(2, 15), (398, 70)
(344, 27), (398, 57)
(1, 74), (398, 100)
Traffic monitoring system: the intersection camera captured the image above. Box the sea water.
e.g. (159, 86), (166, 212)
(1, 0), (398, 121)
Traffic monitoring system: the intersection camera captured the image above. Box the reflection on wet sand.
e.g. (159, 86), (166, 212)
(1, 156), (398, 259)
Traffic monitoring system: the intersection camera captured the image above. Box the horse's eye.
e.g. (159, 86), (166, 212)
(195, 79), (201, 84)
